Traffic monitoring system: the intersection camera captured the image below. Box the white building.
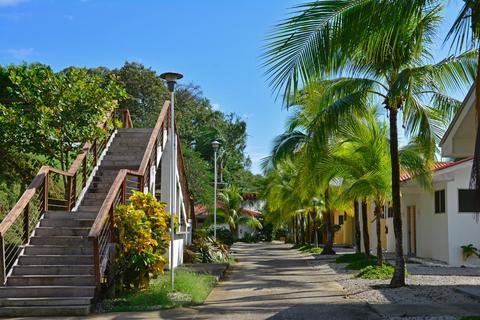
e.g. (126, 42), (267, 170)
(369, 86), (480, 266)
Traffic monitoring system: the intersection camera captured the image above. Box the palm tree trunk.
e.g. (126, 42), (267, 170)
(470, 48), (480, 197)
(291, 217), (296, 243)
(307, 212), (311, 244)
(300, 215), (305, 243)
(321, 189), (336, 255)
(361, 199), (370, 257)
(388, 106), (406, 287)
(374, 202), (383, 266)
(354, 200), (361, 254)
(312, 209), (318, 247)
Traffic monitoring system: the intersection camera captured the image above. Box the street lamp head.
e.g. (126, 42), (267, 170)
(212, 140), (220, 152)
(160, 72), (183, 92)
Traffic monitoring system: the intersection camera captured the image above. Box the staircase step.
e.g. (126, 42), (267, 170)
(77, 205), (101, 212)
(44, 211), (97, 220)
(24, 245), (93, 255)
(0, 286), (96, 298)
(104, 154), (144, 161)
(7, 275), (95, 286)
(101, 160), (141, 167)
(30, 236), (90, 246)
(35, 227), (90, 237)
(0, 296), (91, 307)
(40, 218), (94, 228)
(19, 255), (94, 265)
(117, 128), (152, 133)
(0, 305), (91, 316)
(12, 265), (94, 275)
(81, 199), (103, 207)
(84, 192), (108, 200)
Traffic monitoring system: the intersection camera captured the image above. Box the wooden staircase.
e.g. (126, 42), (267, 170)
(0, 102), (193, 317)
(0, 128), (152, 316)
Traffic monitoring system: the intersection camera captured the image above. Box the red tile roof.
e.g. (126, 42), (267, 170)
(193, 204), (261, 217)
(400, 157), (473, 182)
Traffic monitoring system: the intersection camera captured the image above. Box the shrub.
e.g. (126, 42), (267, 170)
(114, 191), (171, 290)
(239, 232), (259, 243)
(207, 227), (235, 246)
(356, 264), (395, 279)
(188, 236), (230, 264)
(335, 253), (377, 270)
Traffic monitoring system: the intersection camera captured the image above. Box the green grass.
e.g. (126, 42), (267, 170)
(460, 317), (480, 320)
(292, 244), (323, 254)
(335, 253), (377, 270)
(102, 270), (216, 312)
(355, 264), (395, 279)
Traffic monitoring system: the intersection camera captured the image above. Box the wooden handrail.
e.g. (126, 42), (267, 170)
(137, 101), (170, 174)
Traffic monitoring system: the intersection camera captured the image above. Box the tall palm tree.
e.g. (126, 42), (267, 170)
(447, 0), (480, 197)
(263, 0), (475, 286)
(334, 109), (432, 265)
(205, 185), (262, 237)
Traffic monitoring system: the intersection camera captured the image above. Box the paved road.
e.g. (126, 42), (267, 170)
(92, 242), (381, 319)
(15, 242), (381, 320)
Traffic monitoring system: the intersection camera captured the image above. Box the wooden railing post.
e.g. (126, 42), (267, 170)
(43, 173), (49, 212)
(120, 179), (126, 205)
(23, 205), (29, 244)
(0, 235), (5, 285)
(93, 140), (98, 165)
(92, 237), (101, 286)
(109, 207), (115, 242)
(66, 176), (73, 211)
(82, 156), (87, 188)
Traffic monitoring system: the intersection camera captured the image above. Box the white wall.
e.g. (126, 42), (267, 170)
(166, 236), (184, 269)
(445, 163), (480, 266)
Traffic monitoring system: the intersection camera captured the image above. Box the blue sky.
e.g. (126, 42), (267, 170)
(0, 0), (467, 173)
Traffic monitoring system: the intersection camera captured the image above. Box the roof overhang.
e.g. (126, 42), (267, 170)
(440, 85), (477, 158)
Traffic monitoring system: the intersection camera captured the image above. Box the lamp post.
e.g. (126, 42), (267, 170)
(160, 72), (183, 291)
(212, 140), (220, 239)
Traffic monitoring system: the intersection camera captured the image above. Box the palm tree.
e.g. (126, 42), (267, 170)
(334, 109), (432, 265)
(263, 0), (475, 286)
(447, 0), (480, 198)
(205, 185), (262, 237)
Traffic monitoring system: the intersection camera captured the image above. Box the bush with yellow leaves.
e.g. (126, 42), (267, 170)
(114, 190), (171, 290)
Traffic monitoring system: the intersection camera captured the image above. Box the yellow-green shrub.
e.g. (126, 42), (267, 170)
(114, 191), (170, 290)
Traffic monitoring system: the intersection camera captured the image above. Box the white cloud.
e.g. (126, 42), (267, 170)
(212, 103), (221, 111)
(6, 48), (34, 59)
(0, 0), (28, 7)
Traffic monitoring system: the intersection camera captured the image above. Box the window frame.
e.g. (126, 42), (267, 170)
(434, 189), (446, 214)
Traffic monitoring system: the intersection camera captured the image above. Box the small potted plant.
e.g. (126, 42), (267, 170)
(461, 244), (479, 261)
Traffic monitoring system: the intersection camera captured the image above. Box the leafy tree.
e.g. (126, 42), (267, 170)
(0, 64), (127, 189)
(263, 0), (475, 286)
(114, 62), (169, 128)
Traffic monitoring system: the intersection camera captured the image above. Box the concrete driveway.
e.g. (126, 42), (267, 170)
(95, 242), (380, 319)
(13, 242), (381, 320)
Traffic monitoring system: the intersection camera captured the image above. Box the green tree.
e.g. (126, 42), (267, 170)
(205, 185), (262, 237)
(0, 64), (127, 187)
(263, 0), (475, 286)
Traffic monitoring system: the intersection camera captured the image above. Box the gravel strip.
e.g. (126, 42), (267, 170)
(309, 256), (480, 305)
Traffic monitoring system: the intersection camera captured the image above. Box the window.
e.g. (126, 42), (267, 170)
(458, 189), (480, 213)
(387, 203), (393, 218)
(338, 215), (344, 225)
(434, 189), (445, 214)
